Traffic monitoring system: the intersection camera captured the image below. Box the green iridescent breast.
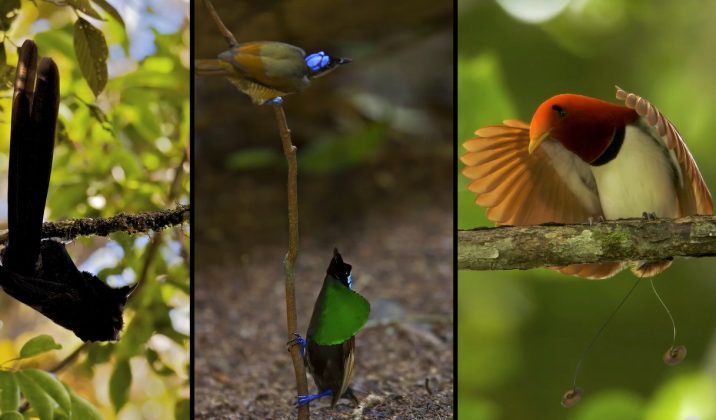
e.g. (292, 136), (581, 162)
(309, 276), (370, 346)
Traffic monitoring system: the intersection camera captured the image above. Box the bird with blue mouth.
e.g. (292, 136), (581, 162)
(196, 41), (351, 105)
(289, 249), (370, 408)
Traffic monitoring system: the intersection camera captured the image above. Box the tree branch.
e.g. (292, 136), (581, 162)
(458, 216), (716, 271)
(0, 205), (189, 245)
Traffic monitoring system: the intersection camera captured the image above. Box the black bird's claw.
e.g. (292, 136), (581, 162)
(642, 212), (657, 221)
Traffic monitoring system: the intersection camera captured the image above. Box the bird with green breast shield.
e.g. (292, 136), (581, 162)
(195, 41), (350, 105)
(289, 249), (370, 407)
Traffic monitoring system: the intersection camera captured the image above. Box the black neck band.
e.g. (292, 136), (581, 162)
(591, 125), (625, 166)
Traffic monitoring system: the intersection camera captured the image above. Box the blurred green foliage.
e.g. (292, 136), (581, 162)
(459, 1), (716, 419)
(0, 1), (188, 419)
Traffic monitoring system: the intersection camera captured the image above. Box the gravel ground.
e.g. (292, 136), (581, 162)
(194, 149), (454, 419)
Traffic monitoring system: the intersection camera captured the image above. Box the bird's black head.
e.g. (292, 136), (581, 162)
(327, 248), (353, 288)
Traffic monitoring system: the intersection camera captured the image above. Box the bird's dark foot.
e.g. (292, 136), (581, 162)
(286, 333), (307, 358)
(343, 387), (359, 405)
(642, 211), (657, 221)
(296, 390), (332, 406)
(587, 215), (605, 226)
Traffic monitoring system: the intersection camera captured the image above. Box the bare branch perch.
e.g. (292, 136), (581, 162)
(0, 205), (189, 245)
(458, 216), (716, 271)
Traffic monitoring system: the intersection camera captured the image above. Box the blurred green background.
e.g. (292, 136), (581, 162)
(458, 1), (716, 419)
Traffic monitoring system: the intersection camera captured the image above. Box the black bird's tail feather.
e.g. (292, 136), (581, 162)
(4, 41), (58, 276)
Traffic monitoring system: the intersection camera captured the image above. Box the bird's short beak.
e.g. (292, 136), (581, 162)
(528, 130), (550, 154)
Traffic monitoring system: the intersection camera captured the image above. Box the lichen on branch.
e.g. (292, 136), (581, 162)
(0, 205), (189, 245)
(458, 216), (716, 271)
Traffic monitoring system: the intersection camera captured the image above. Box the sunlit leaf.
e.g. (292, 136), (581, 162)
(24, 370), (71, 415)
(19, 335), (62, 359)
(73, 17), (108, 96)
(0, 371), (19, 412)
(15, 372), (53, 420)
(0, 0), (20, 32)
(109, 359), (132, 413)
(174, 399), (189, 420)
(92, 0), (124, 28)
(67, 0), (103, 20)
(66, 386), (102, 420)
(0, 412), (23, 420)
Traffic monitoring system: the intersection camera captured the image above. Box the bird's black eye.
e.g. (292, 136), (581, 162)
(552, 104), (567, 119)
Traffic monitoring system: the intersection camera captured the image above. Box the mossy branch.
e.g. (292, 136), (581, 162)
(458, 216), (716, 271)
(0, 205), (189, 245)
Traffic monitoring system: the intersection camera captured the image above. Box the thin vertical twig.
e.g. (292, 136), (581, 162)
(273, 103), (310, 420)
(203, 0), (238, 48)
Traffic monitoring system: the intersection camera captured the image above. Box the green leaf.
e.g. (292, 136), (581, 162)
(0, 0), (20, 32)
(67, 0), (103, 20)
(0, 412), (23, 420)
(15, 372), (53, 420)
(85, 344), (113, 367)
(66, 387), (102, 420)
(73, 17), (109, 96)
(109, 359), (131, 413)
(225, 148), (282, 171)
(311, 277), (371, 345)
(24, 370), (71, 415)
(19, 335), (62, 359)
(174, 399), (189, 420)
(90, 0), (124, 27)
(0, 371), (19, 412)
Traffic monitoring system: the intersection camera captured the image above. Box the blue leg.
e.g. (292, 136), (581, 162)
(287, 333), (307, 358)
(266, 96), (283, 105)
(297, 390), (333, 406)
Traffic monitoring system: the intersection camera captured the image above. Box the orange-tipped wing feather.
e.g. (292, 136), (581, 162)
(461, 120), (623, 279)
(461, 120), (602, 225)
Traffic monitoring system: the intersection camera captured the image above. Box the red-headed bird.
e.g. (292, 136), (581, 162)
(460, 87), (713, 279)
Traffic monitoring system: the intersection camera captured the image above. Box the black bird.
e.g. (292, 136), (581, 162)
(0, 40), (131, 342)
(290, 249), (370, 407)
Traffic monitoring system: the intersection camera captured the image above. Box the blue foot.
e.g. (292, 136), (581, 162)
(287, 333), (307, 358)
(267, 96), (283, 105)
(297, 390), (333, 406)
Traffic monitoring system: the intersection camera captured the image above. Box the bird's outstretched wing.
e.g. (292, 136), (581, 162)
(461, 120), (624, 279)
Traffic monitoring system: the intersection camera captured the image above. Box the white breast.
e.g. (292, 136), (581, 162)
(590, 125), (679, 219)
